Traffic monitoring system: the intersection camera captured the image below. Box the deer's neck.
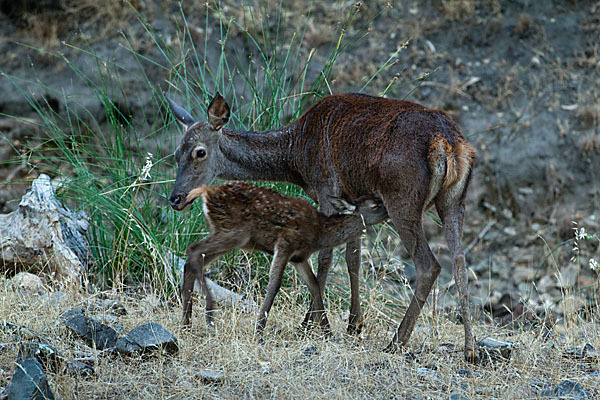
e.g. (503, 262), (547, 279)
(216, 125), (304, 185)
(316, 214), (364, 249)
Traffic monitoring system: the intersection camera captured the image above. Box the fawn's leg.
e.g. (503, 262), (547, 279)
(256, 245), (290, 336)
(302, 248), (333, 327)
(303, 194), (335, 327)
(295, 260), (331, 332)
(182, 234), (243, 327)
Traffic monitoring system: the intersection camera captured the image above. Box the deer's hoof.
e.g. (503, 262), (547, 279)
(346, 315), (364, 336)
(383, 341), (400, 354)
(464, 348), (479, 364)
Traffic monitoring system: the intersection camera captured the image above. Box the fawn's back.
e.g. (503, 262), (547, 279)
(188, 182), (321, 258)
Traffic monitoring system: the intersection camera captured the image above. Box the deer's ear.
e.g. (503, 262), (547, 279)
(165, 94), (197, 130)
(326, 195), (356, 215)
(207, 92), (230, 131)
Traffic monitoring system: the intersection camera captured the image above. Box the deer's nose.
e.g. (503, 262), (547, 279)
(169, 194), (183, 209)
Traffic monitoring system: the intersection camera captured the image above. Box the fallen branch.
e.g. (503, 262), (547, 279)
(0, 175), (92, 289)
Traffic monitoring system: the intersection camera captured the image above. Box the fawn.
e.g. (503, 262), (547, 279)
(167, 92), (477, 361)
(180, 181), (388, 335)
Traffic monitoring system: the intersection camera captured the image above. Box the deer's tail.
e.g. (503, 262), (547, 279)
(426, 136), (476, 207)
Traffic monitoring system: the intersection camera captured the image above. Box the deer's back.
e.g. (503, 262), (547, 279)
(289, 93), (473, 199)
(202, 182), (319, 254)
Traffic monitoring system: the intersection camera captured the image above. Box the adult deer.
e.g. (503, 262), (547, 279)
(180, 181), (387, 336)
(166, 92), (477, 361)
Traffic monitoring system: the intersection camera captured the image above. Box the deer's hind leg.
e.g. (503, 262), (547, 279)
(380, 184), (442, 353)
(435, 172), (475, 362)
(256, 243), (292, 336)
(182, 233), (245, 327)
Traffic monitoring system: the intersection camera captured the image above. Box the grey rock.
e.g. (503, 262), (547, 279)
(38, 291), (68, 308)
(7, 358), (55, 400)
(416, 367), (440, 380)
(449, 393), (470, 400)
(17, 342), (64, 374)
(17, 341), (94, 378)
(67, 360), (95, 378)
(541, 380), (588, 399)
(116, 322), (178, 356)
(197, 369), (225, 384)
(456, 368), (483, 378)
(64, 314), (119, 350)
(477, 337), (514, 365)
(564, 343), (599, 360)
(91, 314), (119, 325)
(88, 299), (127, 316)
(60, 307), (84, 320)
(300, 344), (318, 357)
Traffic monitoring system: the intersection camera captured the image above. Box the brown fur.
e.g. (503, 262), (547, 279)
(180, 182), (388, 335)
(167, 92), (478, 361)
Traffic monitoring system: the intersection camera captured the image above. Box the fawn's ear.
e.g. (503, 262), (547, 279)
(327, 195), (356, 215)
(207, 92), (230, 131)
(165, 94), (197, 131)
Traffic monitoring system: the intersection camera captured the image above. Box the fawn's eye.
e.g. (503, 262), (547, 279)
(193, 146), (207, 159)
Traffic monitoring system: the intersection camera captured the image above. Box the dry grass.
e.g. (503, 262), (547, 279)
(1, 275), (598, 399)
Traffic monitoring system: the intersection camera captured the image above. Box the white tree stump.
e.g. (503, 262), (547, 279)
(0, 174), (92, 289)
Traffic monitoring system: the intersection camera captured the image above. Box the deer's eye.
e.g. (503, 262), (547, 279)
(193, 146), (207, 159)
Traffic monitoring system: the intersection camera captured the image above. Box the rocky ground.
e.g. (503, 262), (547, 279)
(0, 1), (599, 398)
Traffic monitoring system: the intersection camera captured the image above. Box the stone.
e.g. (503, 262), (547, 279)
(197, 369), (225, 384)
(540, 380), (588, 399)
(9, 272), (47, 295)
(449, 393), (470, 400)
(91, 314), (119, 325)
(7, 358), (55, 400)
(61, 307), (84, 320)
(65, 314), (119, 350)
(17, 341), (94, 377)
(67, 360), (95, 378)
(88, 299), (127, 316)
(115, 322), (178, 356)
(300, 344), (318, 357)
(17, 342), (65, 374)
(477, 337), (514, 365)
(564, 343), (599, 360)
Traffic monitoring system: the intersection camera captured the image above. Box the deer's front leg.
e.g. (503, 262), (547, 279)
(345, 236), (363, 335)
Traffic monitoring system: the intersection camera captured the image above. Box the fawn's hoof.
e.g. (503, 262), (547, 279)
(383, 341), (401, 354)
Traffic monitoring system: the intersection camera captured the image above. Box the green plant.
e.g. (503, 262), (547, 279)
(0, 1), (400, 297)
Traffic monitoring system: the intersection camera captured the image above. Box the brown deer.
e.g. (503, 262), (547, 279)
(179, 181), (388, 335)
(166, 92), (477, 361)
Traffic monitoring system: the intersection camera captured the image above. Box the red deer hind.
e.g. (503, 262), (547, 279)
(166, 92), (477, 361)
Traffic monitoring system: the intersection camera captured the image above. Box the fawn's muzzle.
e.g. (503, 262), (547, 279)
(169, 193), (184, 210)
